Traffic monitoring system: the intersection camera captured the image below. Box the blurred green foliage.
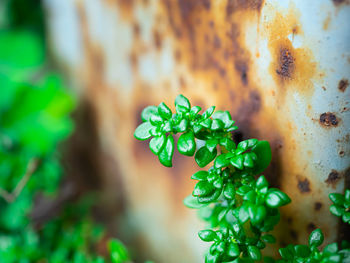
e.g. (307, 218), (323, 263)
(0, 0), (133, 262)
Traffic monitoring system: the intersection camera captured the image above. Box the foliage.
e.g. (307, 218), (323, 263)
(329, 190), (350, 224)
(134, 95), (350, 263)
(134, 95), (291, 262)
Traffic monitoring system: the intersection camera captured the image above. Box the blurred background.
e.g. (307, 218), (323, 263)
(0, 0), (349, 262)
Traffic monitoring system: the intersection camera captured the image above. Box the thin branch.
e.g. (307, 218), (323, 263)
(0, 158), (39, 203)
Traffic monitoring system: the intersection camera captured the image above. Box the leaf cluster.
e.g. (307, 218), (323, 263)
(329, 190), (350, 224)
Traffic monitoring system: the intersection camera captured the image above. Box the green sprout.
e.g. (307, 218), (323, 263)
(329, 190), (350, 224)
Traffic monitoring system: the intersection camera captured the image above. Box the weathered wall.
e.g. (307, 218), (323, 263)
(44, 0), (350, 262)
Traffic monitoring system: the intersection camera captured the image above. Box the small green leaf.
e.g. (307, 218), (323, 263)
(214, 154), (229, 169)
(191, 171), (209, 181)
(223, 183), (235, 199)
(200, 118), (212, 129)
(324, 243), (338, 254)
(345, 189), (350, 202)
(294, 245), (310, 258)
(158, 102), (172, 119)
(343, 212), (350, 223)
(177, 119), (188, 132)
(212, 110), (234, 128)
(256, 176), (268, 189)
(206, 139), (218, 153)
(150, 114), (164, 125)
(177, 131), (196, 156)
(279, 245), (295, 260)
(265, 189), (291, 208)
(183, 195), (208, 209)
(238, 204), (249, 223)
(175, 94), (190, 112)
(243, 153), (254, 168)
(198, 188), (221, 203)
(193, 181), (215, 197)
(230, 155), (244, 170)
(213, 177), (223, 189)
(190, 106), (201, 116)
(158, 135), (174, 167)
(329, 193), (345, 206)
(198, 230), (217, 242)
(247, 245), (261, 261)
(251, 141), (272, 175)
(227, 242), (240, 258)
(308, 229), (324, 247)
(219, 138), (235, 151)
(211, 119), (224, 131)
(237, 185), (252, 196)
(261, 234), (276, 244)
(134, 122), (154, 140)
(202, 106), (215, 119)
(330, 205), (345, 217)
(248, 205), (266, 224)
(141, 106), (158, 121)
(149, 134), (166, 155)
(195, 146), (217, 168)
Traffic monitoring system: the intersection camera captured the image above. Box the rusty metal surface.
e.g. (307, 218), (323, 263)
(44, 0), (350, 262)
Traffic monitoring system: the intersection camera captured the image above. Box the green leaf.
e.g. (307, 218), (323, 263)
(202, 106), (215, 119)
(177, 119), (188, 132)
(230, 155), (244, 170)
(212, 111), (234, 129)
(345, 189), (350, 202)
(213, 177), (223, 189)
(237, 185), (252, 196)
(198, 230), (216, 242)
(329, 193), (345, 206)
(249, 205), (266, 225)
(193, 181), (215, 197)
(134, 122), (154, 140)
(200, 118), (212, 129)
(198, 188), (221, 203)
(330, 205), (345, 217)
(219, 138), (235, 151)
(175, 94), (190, 112)
(191, 171), (209, 181)
(195, 146), (217, 168)
(223, 183), (235, 200)
(279, 245), (295, 260)
(141, 106), (158, 121)
(183, 195), (208, 209)
(247, 245), (261, 261)
(150, 114), (164, 125)
(158, 135), (174, 167)
(158, 102), (172, 119)
(256, 176), (269, 189)
(294, 245), (310, 258)
(211, 119), (224, 131)
(149, 134), (166, 155)
(261, 234), (276, 244)
(324, 243), (338, 255)
(251, 141), (272, 175)
(227, 242), (240, 258)
(108, 239), (130, 262)
(206, 139), (218, 153)
(214, 154), (229, 169)
(308, 229), (324, 247)
(238, 204), (249, 223)
(343, 212), (350, 223)
(265, 189), (291, 208)
(190, 106), (201, 116)
(243, 153), (254, 168)
(177, 131), (196, 156)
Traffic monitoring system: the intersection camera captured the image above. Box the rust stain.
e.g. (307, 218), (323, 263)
(267, 7), (319, 98)
(319, 112), (339, 127)
(226, 0), (265, 17)
(332, 0), (350, 6)
(325, 170), (342, 188)
(307, 222), (317, 232)
(323, 14), (331, 30)
(314, 202), (323, 211)
(153, 29), (162, 50)
(297, 177), (311, 193)
(338, 79), (349, 92)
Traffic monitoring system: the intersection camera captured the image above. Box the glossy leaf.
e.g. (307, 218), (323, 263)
(134, 122), (154, 140)
(191, 171), (209, 181)
(149, 134), (166, 155)
(158, 135), (174, 167)
(309, 229), (324, 247)
(175, 94), (190, 112)
(141, 106), (158, 122)
(251, 140), (272, 175)
(223, 183), (235, 200)
(198, 230), (216, 242)
(266, 189), (291, 208)
(195, 146), (217, 168)
(193, 181), (215, 197)
(183, 195), (208, 209)
(158, 102), (172, 119)
(178, 131), (196, 156)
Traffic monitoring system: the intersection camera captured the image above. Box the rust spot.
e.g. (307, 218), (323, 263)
(297, 178), (311, 193)
(235, 60), (248, 85)
(339, 150), (345, 157)
(290, 229), (298, 240)
(322, 86), (326, 91)
(153, 30), (162, 50)
(314, 202), (322, 211)
(226, 0), (265, 17)
(133, 22), (140, 37)
(332, 0), (350, 6)
(213, 35), (221, 49)
(338, 79), (349, 92)
(319, 112), (339, 127)
(276, 48), (295, 78)
(307, 223), (317, 232)
(287, 217), (293, 223)
(325, 170), (341, 187)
